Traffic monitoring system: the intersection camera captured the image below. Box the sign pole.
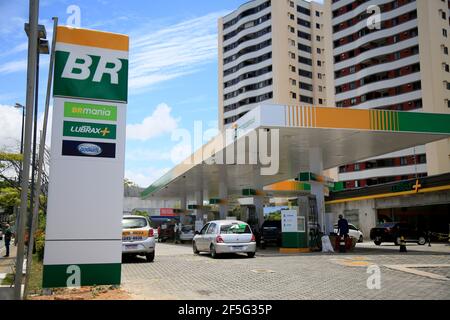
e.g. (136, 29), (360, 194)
(24, 17), (58, 298)
(15, 0), (40, 300)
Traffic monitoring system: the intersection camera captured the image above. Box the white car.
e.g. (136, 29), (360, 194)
(180, 225), (195, 243)
(334, 223), (364, 242)
(122, 215), (155, 262)
(193, 220), (257, 258)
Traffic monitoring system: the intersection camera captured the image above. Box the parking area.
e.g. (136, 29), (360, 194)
(121, 242), (450, 300)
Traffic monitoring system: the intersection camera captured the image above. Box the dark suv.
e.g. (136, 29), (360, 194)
(260, 220), (282, 249)
(370, 222), (427, 246)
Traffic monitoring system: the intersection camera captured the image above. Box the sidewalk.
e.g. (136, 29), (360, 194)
(0, 243), (16, 300)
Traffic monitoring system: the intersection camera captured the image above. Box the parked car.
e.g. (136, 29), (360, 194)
(370, 222), (427, 246)
(333, 223), (364, 243)
(122, 215), (155, 262)
(180, 225), (195, 243)
(158, 224), (175, 242)
(193, 220), (257, 258)
(260, 220), (282, 249)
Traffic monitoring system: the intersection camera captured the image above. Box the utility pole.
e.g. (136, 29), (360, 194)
(15, 0), (40, 300)
(24, 17), (58, 298)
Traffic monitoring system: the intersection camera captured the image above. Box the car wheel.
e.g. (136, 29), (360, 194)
(418, 236), (426, 246)
(210, 245), (218, 259)
(146, 252), (155, 262)
(193, 242), (199, 254)
(358, 235), (364, 243)
(247, 252), (255, 258)
(374, 241), (381, 246)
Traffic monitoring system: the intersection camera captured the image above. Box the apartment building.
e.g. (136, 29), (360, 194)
(324, 0), (450, 190)
(218, 0), (329, 130)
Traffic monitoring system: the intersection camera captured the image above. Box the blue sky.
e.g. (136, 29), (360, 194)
(0, 0), (317, 187)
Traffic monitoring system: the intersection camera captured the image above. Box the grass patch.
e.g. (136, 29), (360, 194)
(26, 254), (43, 296)
(1, 273), (14, 285)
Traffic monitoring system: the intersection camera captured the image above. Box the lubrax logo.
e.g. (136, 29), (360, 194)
(64, 102), (117, 121)
(63, 121), (116, 139)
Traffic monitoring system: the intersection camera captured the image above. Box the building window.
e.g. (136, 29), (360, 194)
(290, 92), (297, 99)
(318, 98), (323, 105)
(289, 51), (296, 59)
(316, 35), (321, 41)
(289, 13), (295, 20)
(290, 78), (297, 86)
(300, 95), (314, 104)
(316, 11), (320, 17)
(290, 65), (296, 72)
(317, 60), (322, 67)
(444, 29), (448, 37)
(316, 23), (321, 29)
(288, 25), (295, 33)
(317, 48), (322, 54)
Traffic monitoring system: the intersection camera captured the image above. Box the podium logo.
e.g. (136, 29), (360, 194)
(62, 140), (116, 158)
(63, 121), (116, 139)
(54, 51), (128, 103)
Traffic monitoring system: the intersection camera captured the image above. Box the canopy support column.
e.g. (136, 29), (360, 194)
(219, 180), (228, 220)
(309, 147), (325, 233)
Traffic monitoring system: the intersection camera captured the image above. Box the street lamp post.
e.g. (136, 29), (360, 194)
(14, 0), (40, 300)
(13, 103), (25, 244)
(14, 103), (25, 155)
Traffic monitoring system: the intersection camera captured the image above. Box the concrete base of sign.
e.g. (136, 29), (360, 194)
(279, 248), (311, 254)
(282, 232), (307, 248)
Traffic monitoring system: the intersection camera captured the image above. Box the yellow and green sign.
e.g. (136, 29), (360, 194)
(64, 102), (117, 121)
(63, 121), (117, 139)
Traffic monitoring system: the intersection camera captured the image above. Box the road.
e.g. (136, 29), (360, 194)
(121, 242), (450, 300)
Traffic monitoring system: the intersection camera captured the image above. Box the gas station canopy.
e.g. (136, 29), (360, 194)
(142, 104), (450, 200)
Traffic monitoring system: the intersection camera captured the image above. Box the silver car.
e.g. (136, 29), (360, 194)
(192, 220), (257, 258)
(122, 215), (155, 262)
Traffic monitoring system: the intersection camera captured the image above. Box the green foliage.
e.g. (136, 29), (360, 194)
(0, 187), (20, 207)
(267, 211), (282, 221)
(133, 210), (149, 217)
(0, 152), (23, 162)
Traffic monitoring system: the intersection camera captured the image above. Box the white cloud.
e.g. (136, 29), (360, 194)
(128, 11), (227, 92)
(0, 104), (53, 153)
(0, 104), (23, 151)
(0, 59), (27, 74)
(127, 103), (179, 141)
(125, 167), (170, 188)
(126, 148), (172, 162)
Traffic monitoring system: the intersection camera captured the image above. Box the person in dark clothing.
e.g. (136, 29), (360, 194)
(337, 215), (349, 238)
(3, 223), (12, 257)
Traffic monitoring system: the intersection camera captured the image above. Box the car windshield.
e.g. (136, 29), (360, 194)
(263, 221), (281, 228)
(376, 222), (397, 228)
(122, 217), (148, 229)
(182, 225), (193, 232)
(220, 223), (251, 234)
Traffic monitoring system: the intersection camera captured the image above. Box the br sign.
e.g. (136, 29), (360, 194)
(43, 26), (129, 288)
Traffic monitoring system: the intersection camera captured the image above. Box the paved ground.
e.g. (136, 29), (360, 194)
(121, 242), (450, 300)
(0, 242), (16, 300)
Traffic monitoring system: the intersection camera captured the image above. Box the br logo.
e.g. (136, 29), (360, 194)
(62, 53), (123, 85)
(66, 265), (81, 288)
